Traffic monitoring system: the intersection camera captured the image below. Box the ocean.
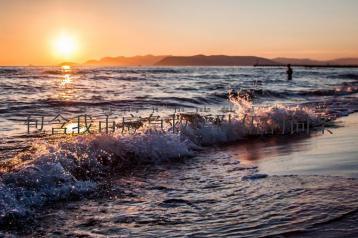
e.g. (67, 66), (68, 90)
(0, 66), (357, 237)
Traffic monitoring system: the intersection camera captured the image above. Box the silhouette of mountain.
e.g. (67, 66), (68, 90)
(155, 55), (278, 66)
(328, 58), (358, 65)
(274, 57), (358, 66)
(58, 62), (79, 66)
(62, 55), (358, 67)
(273, 58), (323, 65)
(84, 55), (167, 66)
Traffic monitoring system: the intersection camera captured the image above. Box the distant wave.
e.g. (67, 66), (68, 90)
(37, 98), (188, 108)
(42, 70), (64, 75)
(0, 68), (19, 75)
(224, 82), (358, 100)
(333, 73), (358, 80)
(150, 96), (222, 105)
(76, 68), (181, 75)
(2, 84), (356, 117)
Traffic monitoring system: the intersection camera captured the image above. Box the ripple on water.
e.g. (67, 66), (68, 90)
(22, 150), (358, 238)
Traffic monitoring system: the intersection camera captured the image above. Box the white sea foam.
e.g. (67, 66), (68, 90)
(0, 98), (339, 227)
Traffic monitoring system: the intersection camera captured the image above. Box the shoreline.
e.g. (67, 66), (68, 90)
(224, 113), (358, 178)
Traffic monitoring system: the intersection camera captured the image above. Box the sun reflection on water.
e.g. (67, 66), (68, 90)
(61, 65), (71, 71)
(55, 65), (78, 100)
(60, 74), (73, 86)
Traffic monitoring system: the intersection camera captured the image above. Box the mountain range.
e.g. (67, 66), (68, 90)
(155, 55), (278, 66)
(64, 55), (358, 66)
(84, 55), (167, 66)
(273, 57), (358, 66)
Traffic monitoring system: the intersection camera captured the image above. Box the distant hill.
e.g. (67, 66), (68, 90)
(273, 58), (323, 65)
(328, 58), (358, 65)
(156, 55), (278, 66)
(274, 57), (358, 66)
(60, 55), (358, 67)
(84, 55), (167, 66)
(58, 62), (79, 67)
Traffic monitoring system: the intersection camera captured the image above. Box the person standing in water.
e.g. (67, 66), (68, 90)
(286, 64), (293, 80)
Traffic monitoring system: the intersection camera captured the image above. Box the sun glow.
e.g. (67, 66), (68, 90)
(61, 65), (71, 70)
(53, 34), (77, 58)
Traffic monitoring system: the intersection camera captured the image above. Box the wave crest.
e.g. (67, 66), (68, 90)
(0, 100), (332, 227)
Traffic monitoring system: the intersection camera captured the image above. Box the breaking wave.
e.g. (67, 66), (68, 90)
(0, 94), (336, 227)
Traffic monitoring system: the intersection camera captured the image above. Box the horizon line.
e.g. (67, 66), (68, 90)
(2, 54), (358, 67)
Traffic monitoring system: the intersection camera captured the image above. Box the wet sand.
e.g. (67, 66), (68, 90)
(226, 113), (358, 178)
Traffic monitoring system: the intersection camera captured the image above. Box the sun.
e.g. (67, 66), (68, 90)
(53, 34), (77, 58)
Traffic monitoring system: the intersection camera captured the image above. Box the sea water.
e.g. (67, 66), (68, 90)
(0, 66), (357, 236)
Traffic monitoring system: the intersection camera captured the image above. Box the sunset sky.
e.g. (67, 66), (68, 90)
(1, 0), (358, 66)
